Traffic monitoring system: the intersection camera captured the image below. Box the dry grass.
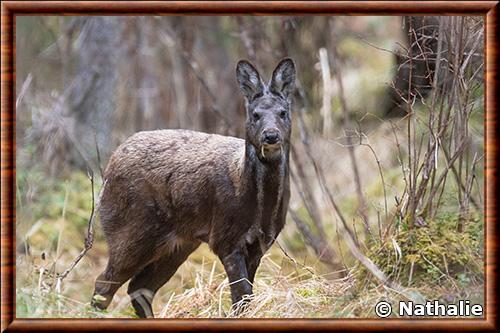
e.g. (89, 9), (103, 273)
(16, 230), (483, 319)
(15, 245), (415, 319)
(153, 255), (354, 318)
(17, 242), (356, 318)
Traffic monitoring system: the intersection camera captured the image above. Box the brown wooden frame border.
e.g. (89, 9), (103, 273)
(1, 1), (498, 332)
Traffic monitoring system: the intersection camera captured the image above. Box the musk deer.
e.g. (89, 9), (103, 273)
(92, 58), (295, 318)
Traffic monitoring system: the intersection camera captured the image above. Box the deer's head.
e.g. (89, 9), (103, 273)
(236, 58), (296, 163)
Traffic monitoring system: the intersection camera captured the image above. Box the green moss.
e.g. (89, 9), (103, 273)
(358, 213), (483, 287)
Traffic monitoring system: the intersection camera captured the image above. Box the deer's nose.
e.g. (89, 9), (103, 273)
(262, 129), (281, 145)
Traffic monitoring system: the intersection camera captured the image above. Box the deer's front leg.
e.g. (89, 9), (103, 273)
(245, 240), (264, 284)
(220, 248), (253, 308)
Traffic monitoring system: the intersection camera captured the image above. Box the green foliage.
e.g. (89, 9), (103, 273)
(17, 167), (97, 224)
(359, 213), (484, 288)
(17, 166), (107, 253)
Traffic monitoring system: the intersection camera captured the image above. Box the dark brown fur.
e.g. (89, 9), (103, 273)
(92, 59), (295, 318)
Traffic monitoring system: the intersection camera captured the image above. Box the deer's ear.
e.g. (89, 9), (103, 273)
(236, 60), (264, 102)
(269, 58), (296, 100)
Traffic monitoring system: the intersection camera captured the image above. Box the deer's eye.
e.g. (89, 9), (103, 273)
(253, 112), (260, 121)
(280, 111), (287, 119)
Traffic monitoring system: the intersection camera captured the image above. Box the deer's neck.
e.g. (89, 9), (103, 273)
(242, 141), (290, 244)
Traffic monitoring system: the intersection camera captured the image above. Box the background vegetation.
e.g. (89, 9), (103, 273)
(15, 16), (484, 318)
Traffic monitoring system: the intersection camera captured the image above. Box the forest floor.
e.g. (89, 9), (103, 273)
(16, 239), (484, 318)
(16, 189), (484, 319)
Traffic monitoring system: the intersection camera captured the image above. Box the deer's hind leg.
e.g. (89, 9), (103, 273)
(92, 255), (142, 311)
(92, 214), (160, 311)
(127, 241), (200, 318)
(92, 231), (162, 311)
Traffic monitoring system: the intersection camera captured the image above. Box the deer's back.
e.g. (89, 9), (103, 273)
(100, 129), (245, 240)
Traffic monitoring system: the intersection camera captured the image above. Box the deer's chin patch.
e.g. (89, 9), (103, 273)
(260, 143), (282, 160)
